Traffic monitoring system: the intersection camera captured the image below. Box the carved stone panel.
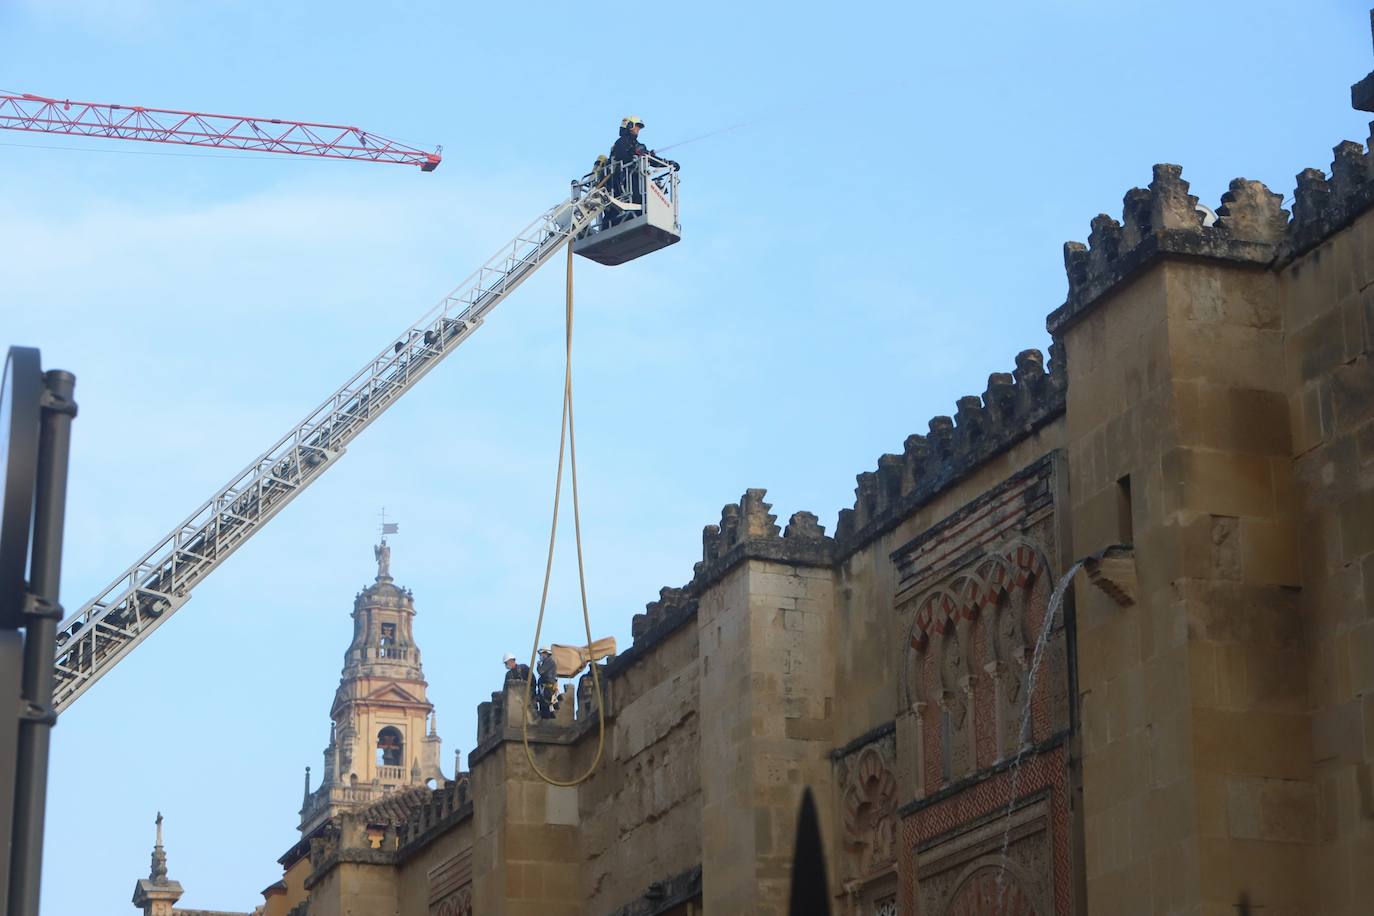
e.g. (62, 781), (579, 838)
(836, 732), (899, 885)
(944, 867), (1039, 916)
(432, 887), (472, 916)
(915, 796), (1053, 916)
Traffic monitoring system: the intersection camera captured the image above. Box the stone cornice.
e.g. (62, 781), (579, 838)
(688, 527), (835, 593)
(830, 719), (897, 761)
(469, 722), (568, 765)
(1046, 227), (1276, 337)
(303, 847), (396, 889)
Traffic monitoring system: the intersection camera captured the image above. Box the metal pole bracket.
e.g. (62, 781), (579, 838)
(37, 388), (76, 419)
(20, 594), (61, 622)
(17, 700), (55, 727)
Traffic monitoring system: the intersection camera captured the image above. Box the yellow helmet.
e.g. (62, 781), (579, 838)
(620, 115), (645, 129)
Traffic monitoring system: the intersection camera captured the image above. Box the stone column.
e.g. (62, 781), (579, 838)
(894, 701), (927, 800)
(958, 674), (978, 768)
(983, 661), (1009, 762)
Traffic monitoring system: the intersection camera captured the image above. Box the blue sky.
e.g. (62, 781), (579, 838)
(2, 0), (1370, 912)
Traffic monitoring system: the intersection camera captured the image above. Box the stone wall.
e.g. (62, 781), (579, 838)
(576, 608), (701, 913)
(1052, 133), (1374, 916)
(699, 554), (838, 914)
(832, 409), (1068, 757)
(1281, 173), (1374, 915)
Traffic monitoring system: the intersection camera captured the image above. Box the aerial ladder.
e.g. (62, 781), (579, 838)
(49, 156), (682, 712)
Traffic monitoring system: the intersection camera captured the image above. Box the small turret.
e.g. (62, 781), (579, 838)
(131, 813), (183, 916)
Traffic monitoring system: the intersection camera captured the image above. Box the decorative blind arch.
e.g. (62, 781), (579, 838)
(908, 543), (1046, 654)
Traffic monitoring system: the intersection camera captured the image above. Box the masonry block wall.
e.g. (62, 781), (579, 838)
(699, 555), (837, 914)
(576, 597), (702, 913)
(1282, 201), (1374, 914)
(1059, 255), (1307, 915)
(1050, 146), (1374, 916)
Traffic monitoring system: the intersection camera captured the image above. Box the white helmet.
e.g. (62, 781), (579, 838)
(502, 652), (516, 663)
(538, 646), (551, 655)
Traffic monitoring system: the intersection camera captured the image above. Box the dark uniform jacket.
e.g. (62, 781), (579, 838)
(536, 653), (558, 684)
(610, 128), (647, 165)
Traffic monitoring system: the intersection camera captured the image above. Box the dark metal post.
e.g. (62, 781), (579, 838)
(0, 630), (22, 905)
(8, 369), (76, 916)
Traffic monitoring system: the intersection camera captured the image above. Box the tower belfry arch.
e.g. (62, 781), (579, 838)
(299, 536), (444, 835)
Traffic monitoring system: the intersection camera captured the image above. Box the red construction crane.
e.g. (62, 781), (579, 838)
(0, 92), (442, 171)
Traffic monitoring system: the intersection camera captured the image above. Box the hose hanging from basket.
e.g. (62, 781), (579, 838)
(520, 238), (606, 787)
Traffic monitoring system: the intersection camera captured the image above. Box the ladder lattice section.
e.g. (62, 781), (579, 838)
(51, 185), (615, 712)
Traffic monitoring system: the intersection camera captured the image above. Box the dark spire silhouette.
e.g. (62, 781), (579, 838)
(787, 788), (832, 916)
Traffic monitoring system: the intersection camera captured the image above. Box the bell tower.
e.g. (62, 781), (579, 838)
(299, 533), (445, 835)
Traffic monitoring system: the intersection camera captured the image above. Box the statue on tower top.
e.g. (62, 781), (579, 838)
(132, 808), (184, 912)
(150, 811), (168, 883)
(375, 510), (399, 580)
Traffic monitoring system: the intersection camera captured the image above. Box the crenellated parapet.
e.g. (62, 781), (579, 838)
(691, 489), (834, 590)
(397, 774), (472, 852)
(475, 689), (507, 746)
(1051, 164), (1285, 334)
(834, 347), (1066, 552)
(300, 778), (474, 888)
(575, 663), (612, 718)
(630, 586), (693, 641)
(1285, 134), (1374, 257)
(1050, 131), (1374, 334)
(469, 673), (581, 766)
(600, 491), (835, 673)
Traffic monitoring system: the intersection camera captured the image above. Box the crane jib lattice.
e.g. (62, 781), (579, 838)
(51, 182), (620, 712)
(0, 92), (442, 170)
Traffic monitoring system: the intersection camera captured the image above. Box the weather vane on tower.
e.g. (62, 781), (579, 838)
(375, 507), (399, 580)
